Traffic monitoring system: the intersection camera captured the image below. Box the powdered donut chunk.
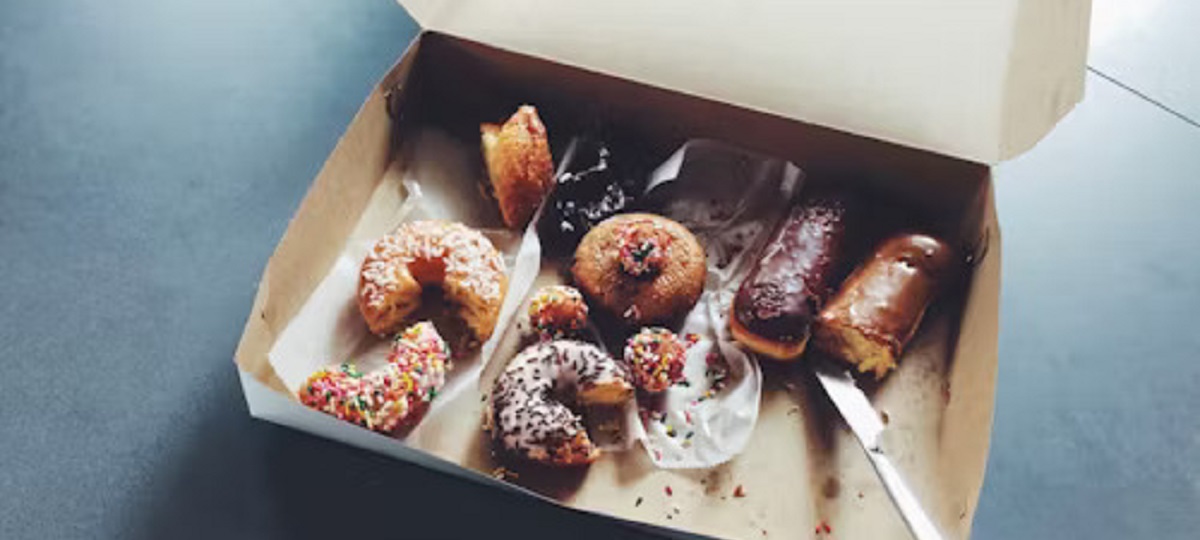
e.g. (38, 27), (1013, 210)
(527, 285), (589, 339)
(572, 213), (706, 325)
(489, 340), (633, 466)
(299, 322), (450, 433)
(358, 220), (508, 341)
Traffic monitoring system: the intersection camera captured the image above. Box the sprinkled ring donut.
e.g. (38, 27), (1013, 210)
(488, 340), (633, 466)
(299, 322), (450, 433)
(358, 220), (508, 341)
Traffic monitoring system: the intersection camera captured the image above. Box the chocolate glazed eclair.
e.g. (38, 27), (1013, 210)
(813, 233), (957, 379)
(730, 191), (861, 361)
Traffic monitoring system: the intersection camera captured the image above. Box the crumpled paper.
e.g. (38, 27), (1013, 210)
(627, 140), (804, 468)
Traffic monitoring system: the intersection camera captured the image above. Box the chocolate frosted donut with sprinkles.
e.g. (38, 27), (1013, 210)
(488, 340), (634, 466)
(358, 220), (508, 342)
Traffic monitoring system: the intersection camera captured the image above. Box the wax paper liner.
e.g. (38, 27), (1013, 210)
(627, 139), (804, 468)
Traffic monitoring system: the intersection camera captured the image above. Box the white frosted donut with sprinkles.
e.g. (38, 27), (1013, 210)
(489, 340), (633, 466)
(358, 220), (508, 341)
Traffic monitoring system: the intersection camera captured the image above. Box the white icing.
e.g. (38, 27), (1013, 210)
(490, 340), (630, 461)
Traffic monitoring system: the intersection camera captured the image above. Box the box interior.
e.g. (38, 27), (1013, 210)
(237, 31), (1000, 540)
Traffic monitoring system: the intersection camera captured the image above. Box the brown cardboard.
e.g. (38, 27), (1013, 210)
(236, 32), (1003, 539)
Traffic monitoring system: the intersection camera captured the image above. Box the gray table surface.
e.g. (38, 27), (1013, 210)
(2, 1), (1197, 538)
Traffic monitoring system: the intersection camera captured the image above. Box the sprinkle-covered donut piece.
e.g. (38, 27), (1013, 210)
(527, 285), (589, 339)
(299, 322), (450, 433)
(358, 220), (507, 341)
(615, 218), (673, 277)
(489, 340), (633, 466)
(624, 327), (696, 393)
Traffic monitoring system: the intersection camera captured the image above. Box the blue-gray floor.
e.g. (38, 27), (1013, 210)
(1, 1), (1196, 538)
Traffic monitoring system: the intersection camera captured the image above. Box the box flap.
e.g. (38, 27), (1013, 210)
(397, 0), (1089, 164)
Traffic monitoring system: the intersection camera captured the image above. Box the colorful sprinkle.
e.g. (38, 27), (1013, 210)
(298, 322), (449, 433)
(625, 327), (692, 393)
(527, 285), (588, 339)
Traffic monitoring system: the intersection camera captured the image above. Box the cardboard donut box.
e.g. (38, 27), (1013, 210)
(235, 2), (1091, 538)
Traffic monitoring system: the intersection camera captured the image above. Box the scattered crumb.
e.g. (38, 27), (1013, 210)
(822, 477), (840, 499)
(673, 506), (680, 515)
(733, 485), (746, 498)
(700, 478), (707, 485)
(857, 492), (864, 499)
(761, 530), (768, 537)
(635, 496), (643, 507)
(814, 521), (832, 534)
(490, 467), (518, 481)
(880, 410), (890, 424)
(665, 486), (673, 496)
(667, 514), (673, 520)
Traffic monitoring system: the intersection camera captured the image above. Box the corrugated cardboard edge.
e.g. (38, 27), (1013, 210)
(1000, 0), (1091, 160)
(232, 37), (424, 393)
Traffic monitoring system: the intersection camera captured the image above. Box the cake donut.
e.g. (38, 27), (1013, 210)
(572, 213), (706, 325)
(527, 285), (589, 339)
(481, 105), (555, 230)
(731, 191), (859, 361)
(489, 340), (634, 466)
(814, 233), (957, 378)
(624, 327), (696, 393)
(299, 322), (450, 433)
(358, 220), (508, 342)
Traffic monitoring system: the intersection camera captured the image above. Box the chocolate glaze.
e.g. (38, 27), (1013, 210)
(537, 138), (646, 256)
(733, 192), (859, 343)
(817, 233), (956, 358)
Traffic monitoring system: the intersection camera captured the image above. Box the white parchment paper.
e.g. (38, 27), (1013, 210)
(628, 140), (804, 467)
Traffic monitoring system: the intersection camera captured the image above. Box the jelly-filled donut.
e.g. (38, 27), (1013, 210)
(299, 322), (450, 433)
(572, 213), (706, 326)
(624, 327), (695, 393)
(527, 285), (589, 339)
(358, 220), (508, 342)
(489, 340), (633, 466)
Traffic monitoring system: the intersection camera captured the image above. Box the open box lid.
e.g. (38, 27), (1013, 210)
(396, 0), (1090, 165)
